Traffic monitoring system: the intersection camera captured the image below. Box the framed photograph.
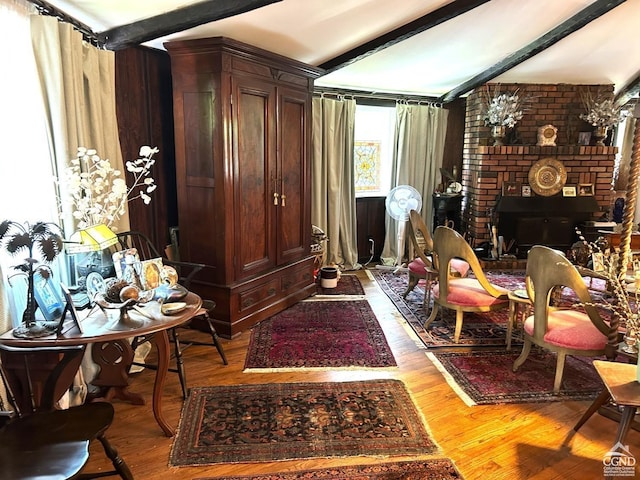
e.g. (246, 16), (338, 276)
(58, 283), (83, 335)
(502, 181), (520, 197)
(521, 185), (532, 197)
(578, 131), (592, 146)
(140, 258), (164, 290)
(112, 248), (139, 279)
(578, 183), (594, 196)
(33, 271), (66, 321)
(562, 186), (577, 197)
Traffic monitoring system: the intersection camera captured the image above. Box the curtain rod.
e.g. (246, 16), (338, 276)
(27, 0), (103, 47)
(313, 87), (442, 105)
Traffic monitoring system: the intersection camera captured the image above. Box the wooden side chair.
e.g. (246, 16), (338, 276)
(426, 226), (509, 343)
(0, 343), (132, 479)
(113, 231), (227, 399)
(512, 245), (610, 392)
(404, 210), (469, 309)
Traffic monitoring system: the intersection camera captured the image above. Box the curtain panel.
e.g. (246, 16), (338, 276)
(30, 15), (128, 237)
(311, 97), (360, 271)
(380, 103), (449, 265)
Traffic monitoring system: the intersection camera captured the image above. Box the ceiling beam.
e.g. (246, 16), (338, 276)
(318, 0), (490, 73)
(439, 0), (626, 103)
(98, 0), (282, 50)
(616, 72), (640, 106)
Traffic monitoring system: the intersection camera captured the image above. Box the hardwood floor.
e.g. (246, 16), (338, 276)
(84, 268), (637, 479)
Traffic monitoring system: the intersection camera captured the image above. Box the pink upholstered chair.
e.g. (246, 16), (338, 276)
(512, 245), (610, 392)
(404, 210), (469, 308)
(426, 226), (509, 343)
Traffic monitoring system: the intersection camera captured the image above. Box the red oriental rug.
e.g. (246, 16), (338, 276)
(194, 458), (463, 479)
(244, 300), (396, 371)
(427, 349), (604, 405)
(316, 273), (365, 296)
(170, 379), (437, 466)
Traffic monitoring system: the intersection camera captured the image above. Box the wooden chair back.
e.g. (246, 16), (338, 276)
(0, 344), (85, 415)
(525, 245), (609, 343)
(433, 226), (505, 300)
(408, 209), (434, 266)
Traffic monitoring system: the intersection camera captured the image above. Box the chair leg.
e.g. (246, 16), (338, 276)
(553, 351), (567, 393)
(403, 271), (420, 299)
(512, 339), (532, 372)
(574, 388), (611, 432)
(96, 433), (134, 480)
(171, 328), (188, 399)
(202, 312), (228, 365)
(454, 309), (464, 343)
(424, 302), (439, 328)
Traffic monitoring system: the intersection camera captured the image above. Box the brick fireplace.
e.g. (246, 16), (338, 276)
(461, 83), (617, 255)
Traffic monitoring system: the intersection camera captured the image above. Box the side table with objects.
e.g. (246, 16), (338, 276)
(0, 291), (203, 437)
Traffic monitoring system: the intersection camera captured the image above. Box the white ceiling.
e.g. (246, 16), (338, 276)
(44, 0), (640, 99)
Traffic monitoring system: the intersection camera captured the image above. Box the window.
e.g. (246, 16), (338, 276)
(354, 104), (395, 197)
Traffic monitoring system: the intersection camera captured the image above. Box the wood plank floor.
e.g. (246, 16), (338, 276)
(84, 268), (637, 479)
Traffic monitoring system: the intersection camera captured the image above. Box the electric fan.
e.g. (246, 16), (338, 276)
(384, 185), (422, 267)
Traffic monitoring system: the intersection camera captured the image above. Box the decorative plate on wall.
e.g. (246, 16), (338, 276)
(528, 158), (567, 196)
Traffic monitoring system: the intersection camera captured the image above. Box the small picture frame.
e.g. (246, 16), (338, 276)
(140, 258), (164, 290)
(33, 271), (66, 321)
(502, 181), (520, 197)
(521, 185), (532, 197)
(112, 248), (140, 279)
(562, 186), (577, 197)
(58, 283), (83, 335)
(578, 183), (594, 196)
(578, 132), (592, 146)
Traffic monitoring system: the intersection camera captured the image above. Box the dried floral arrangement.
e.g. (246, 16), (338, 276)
(573, 228), (639, 335)
(482, 85), (528, 128)
(579, 90), (630, 128)
(60, 146), (158, 229)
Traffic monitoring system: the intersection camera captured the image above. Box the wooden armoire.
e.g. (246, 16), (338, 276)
(165, 37), (322, 338)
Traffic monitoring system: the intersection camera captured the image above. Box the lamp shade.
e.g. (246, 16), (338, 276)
(65, 224), (118, 254)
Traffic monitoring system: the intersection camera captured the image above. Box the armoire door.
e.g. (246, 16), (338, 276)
(276, 86), (310, 266)
(231, 75), (277, 280)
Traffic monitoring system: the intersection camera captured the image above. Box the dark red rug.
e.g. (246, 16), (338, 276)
(316, 273), (365, 296)
(244, 300), (396, 370)
(170, 379), (437, 466)
(195, 458), (463, 479)
(371, 268), (611, 351)
(427, 349), (604, 405)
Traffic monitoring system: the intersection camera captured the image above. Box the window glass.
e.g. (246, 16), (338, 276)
(354, 104), (395, 197)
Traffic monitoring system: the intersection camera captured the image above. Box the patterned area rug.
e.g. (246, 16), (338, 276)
(244, 300), (396, 371)
(170, 379), (437, 466)
(371, 268), (611, 350)
(195, 458), (463, 479)
(316, 273), (365, 296)
(371, 269), (523, 350)
(427, 349), (604, 405)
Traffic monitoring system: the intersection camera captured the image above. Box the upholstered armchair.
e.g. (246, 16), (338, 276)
(512, 245), (610, 392)
(426, 226), (509, 343)
(404, 210), (469, 308)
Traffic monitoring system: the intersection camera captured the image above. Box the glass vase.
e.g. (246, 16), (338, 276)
(622, 330), (639, 354)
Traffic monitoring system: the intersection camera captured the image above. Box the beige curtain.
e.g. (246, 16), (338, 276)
(30, 15), (128, 236)
(311, 97), (360, 271)
(381, 103), (449, 265)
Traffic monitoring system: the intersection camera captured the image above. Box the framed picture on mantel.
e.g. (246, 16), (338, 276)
(578, 183), (594, 196)
(502, 182), (520, 197)
(563, 186), (577, 197)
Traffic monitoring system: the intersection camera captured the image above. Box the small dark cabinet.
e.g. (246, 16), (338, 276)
(433, 194), (462, 232)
